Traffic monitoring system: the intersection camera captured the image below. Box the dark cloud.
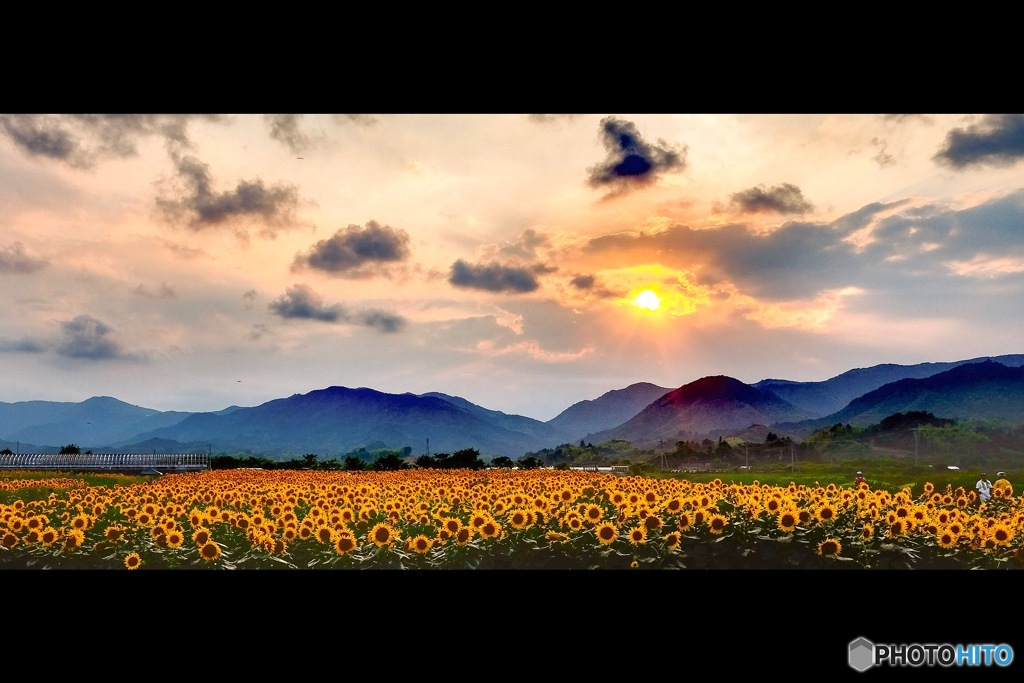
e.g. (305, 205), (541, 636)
(729, 183), (814, 215)
(0, 114), (224, 168)
(269, 284), (408, 333)
(586, 116), (687, 194)
(357, 309), (407, 333)
(155, 153), (302, 237)
(56, 315), (129, 360)
(268, 284), (344, 322)
(934, 114), (1024, 169)
(264, 114), (309, 154)
(867, 189), (1024, 259)
(242, 289), (258, 310)
(870, 138), (897, 168)
(584, 192), (1024, 306)
(292, 221), (411, 277)
(0, 242), (47, 274)
(0, 338), (47, 353)
(449, 259), (540, 293)
(570, 274), (595, 289)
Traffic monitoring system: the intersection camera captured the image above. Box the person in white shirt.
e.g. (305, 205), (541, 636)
(976, 473), (993, 503)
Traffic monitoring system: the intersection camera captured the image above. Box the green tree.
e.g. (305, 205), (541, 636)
(343, 454), (368, 471)
(490, 455), (514, 468)
(371, 452), (411, 471)
(517, 455), (543, 470)
(60, 444), (81, 455)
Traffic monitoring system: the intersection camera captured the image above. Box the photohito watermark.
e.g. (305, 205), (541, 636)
(849, 637), (1014, 672)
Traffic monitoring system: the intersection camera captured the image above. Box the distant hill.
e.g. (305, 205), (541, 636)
(0, 396), (193, 450)
(545, 382), (673, 443)
(418, 392), (562, 443)
(775, 360), (1024, 437)
(126, 386), (564, 459)
(754, 354), (1024, 417)
(586, 376), (814, 447)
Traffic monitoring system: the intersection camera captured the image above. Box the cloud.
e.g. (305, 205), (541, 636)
(333, 114), (380, 127)
(498, 228), (549, 261)
(448, 259), (540, 293)
(292, 220), (411, 277)
(242, 289), (258, 310)
(728, 183), (814, 215)
(264, 114), (310, 154)
(131, 282), (176, 299)
(586, 116), (687, 195)
(56, 315), (131, 360)
(581, 191), (1024, 322)
(570, 274), (595, 289)
(155, 152), (303, 237)
(268, 284), (344, 322)
(0, 114), (224, 168)
(269, 284), (408, 332)
(356, 309), (407, 333)
(0, 241), (47, 274)
(0, 338), (47, 353)
(528, 114), (581, 124)
(933, 114), (1024, 169)
(248, 323), (271, 341)
(474, 339), (594, 362)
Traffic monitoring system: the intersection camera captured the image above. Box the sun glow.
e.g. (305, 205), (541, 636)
(633, 289), (661, 311)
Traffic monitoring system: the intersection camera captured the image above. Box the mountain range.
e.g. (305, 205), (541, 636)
(2, 354), (1022, 459)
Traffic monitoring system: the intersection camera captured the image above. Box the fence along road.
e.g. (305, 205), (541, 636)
(0, 452), (209, 474)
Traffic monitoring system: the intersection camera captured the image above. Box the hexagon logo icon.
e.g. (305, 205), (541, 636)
(849, 637), (874, 672)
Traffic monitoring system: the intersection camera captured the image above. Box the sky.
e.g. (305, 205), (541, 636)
(2, 113), (1023, 421)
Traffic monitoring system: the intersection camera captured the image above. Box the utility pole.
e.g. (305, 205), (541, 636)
(659, 440), (666, 471)
(745, 443), (749, 470)
(790, 442), (795, 472)
(913, 427), (919, 466)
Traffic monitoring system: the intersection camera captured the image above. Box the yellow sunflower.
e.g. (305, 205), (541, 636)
(508, 509), (530, 530)
(991, 523), (1014, 547)
(39, 527), (59, 547)
(124, 552), (142, 570)
(663, 531), (681, 550)
(816, 504), (837, 523)
(707, 514), (728, 535)
(817, 538), (842, 557)
(479, 519), (502, 539)
(594, 521), (618, 545)
(63, 528), (85, 550)
(409, 534), (433, 554)
(777, 510), (798, 533)
(584, 504), (603, 524)
(334, 534), (357, 555)
(199, 540), (222, 562)
(627, 526), (647, 545)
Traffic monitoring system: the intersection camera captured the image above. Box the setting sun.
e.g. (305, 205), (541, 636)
(633, 289), (661, 311)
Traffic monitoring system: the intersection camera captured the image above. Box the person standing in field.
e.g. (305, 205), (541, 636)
(994, 471), (1012, 499)
(975, 473), (993, 503)
(854, 471), (866, 487)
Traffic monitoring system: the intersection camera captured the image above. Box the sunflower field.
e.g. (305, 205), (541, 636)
(0, 468), (1021, 570)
